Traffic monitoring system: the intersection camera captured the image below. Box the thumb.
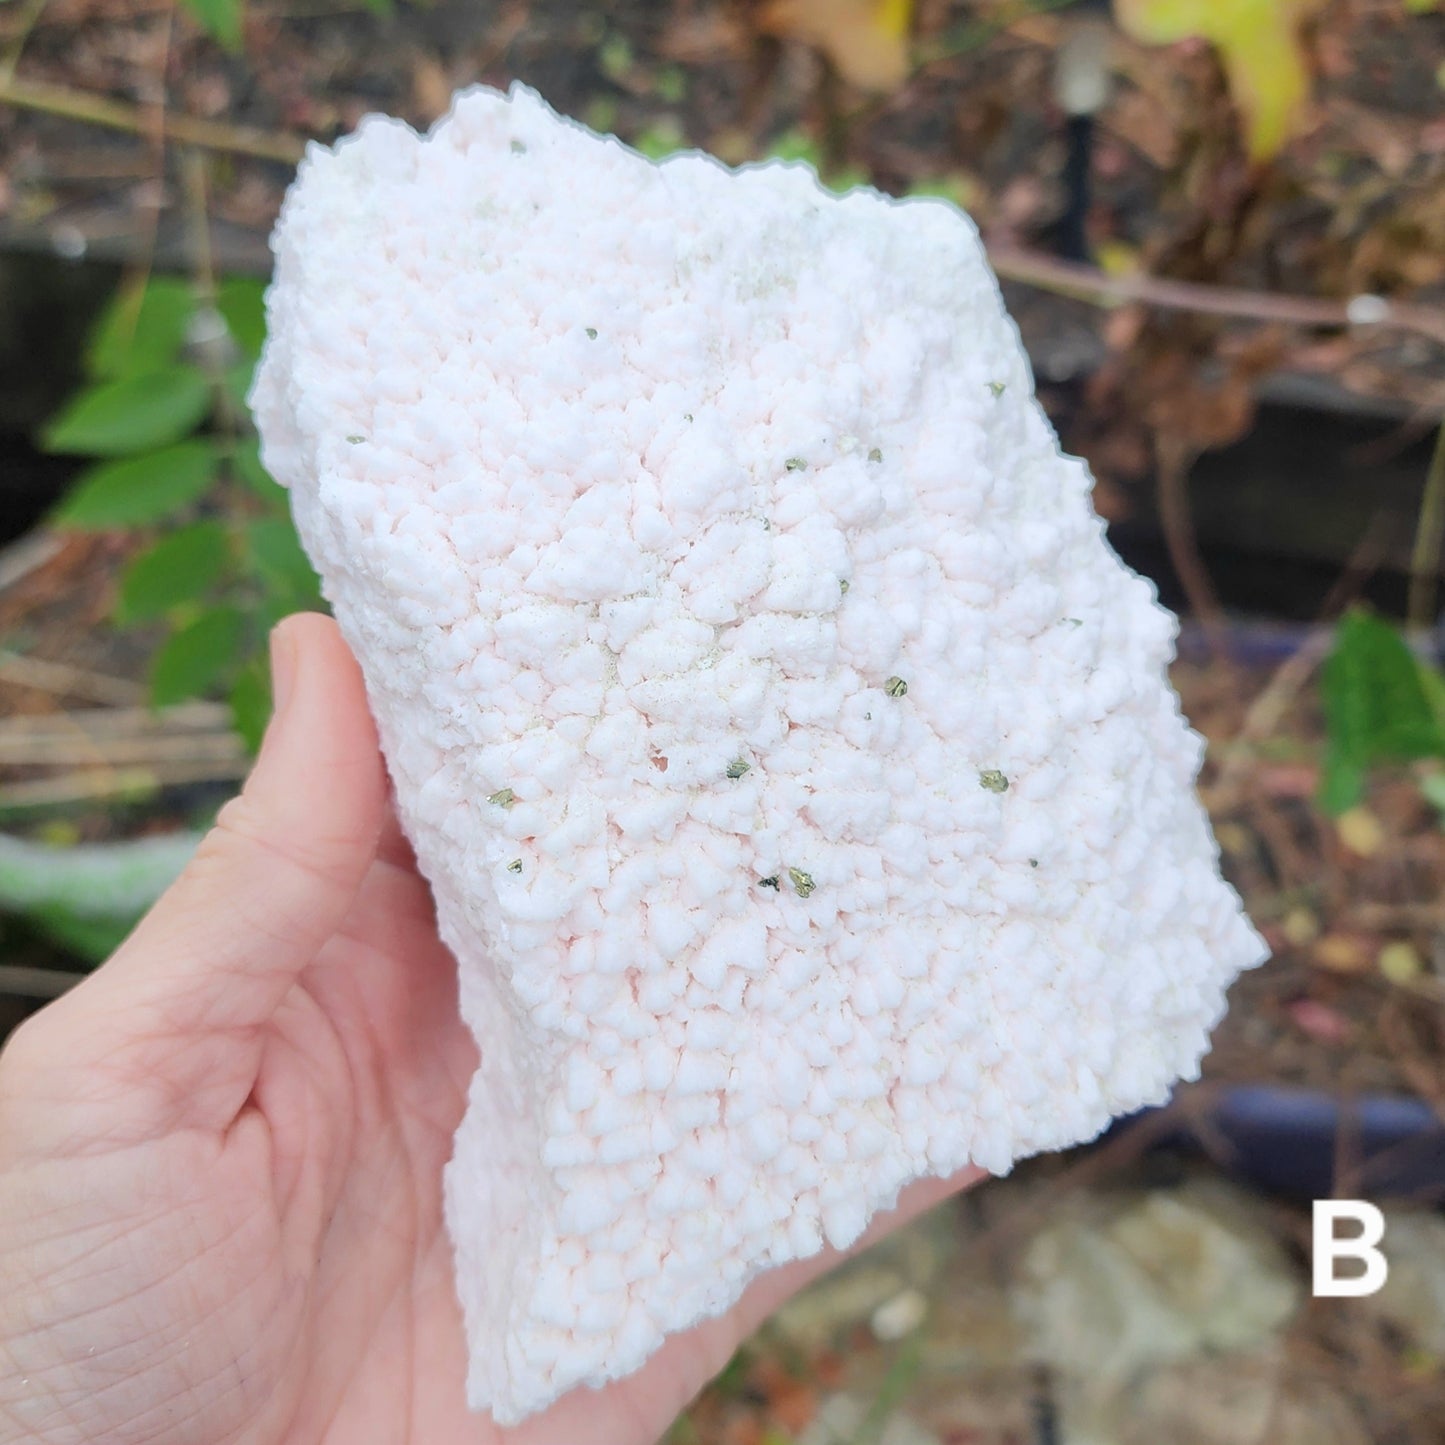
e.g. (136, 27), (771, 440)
(42, 613), (389, 1126)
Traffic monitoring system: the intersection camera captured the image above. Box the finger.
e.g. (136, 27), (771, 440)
(375, 790), (420, 874)
(47, 613), (388, 1118)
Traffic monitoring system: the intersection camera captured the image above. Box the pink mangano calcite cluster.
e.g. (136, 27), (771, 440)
(251, 82), (1267, 1424)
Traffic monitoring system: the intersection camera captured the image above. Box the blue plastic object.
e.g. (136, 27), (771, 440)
(1112, 1085), (1445, 1203)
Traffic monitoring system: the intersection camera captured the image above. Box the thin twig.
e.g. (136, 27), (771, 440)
(0, 733), (243, 767)
(0, 75), (306, 164)
(0, 532), (63, 597)
(1354, 901), (1445, 931)
(986, 246), (1445, 351)
(1155, 433), (1232, 668)
(0, 964), (86, 999)
(0, 652), (146, 707)
(0, 702), (228, 738)
(1407, 422), (1445, 635)
(0, 760), (247, 811)
(1213, 629), (1335, 801)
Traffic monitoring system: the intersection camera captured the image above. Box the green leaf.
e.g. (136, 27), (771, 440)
(216, 276), (268, 360)
(767, 128), (823, 167)
(182, 0), (244, 49)
(256, 593), (304, 635)
(1417, 654), (1445, 728)
(1318, 608), (1445, 814)
(27, 904), (134, 963)
(53, 441), (222, 529)
(226, 357), (258, 416)
(228, 654), (272, 754)
(1318, 748), (1365, 818)
(231, 438), (288, 507)
(631, 120), (686, 160)
(117, 521), (233, 622)
(41, 367), (212, 457)
(150, 605), (246, 708)
(246, 518), (323, 609)
(86, 277), (195, 380)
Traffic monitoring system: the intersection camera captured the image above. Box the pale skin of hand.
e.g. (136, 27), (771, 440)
(0, 613), (982, 1445)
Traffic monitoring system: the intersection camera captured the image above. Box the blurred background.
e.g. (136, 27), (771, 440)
(1, 1), (1444, 1440)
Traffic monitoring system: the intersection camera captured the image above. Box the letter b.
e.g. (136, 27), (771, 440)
(1313, 1200), (1388, 1297)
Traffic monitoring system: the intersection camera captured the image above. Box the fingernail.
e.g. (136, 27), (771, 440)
(269, 621), (299, 717)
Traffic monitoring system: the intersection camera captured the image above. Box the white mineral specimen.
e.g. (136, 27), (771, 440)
(251, 82), (1267, 1423)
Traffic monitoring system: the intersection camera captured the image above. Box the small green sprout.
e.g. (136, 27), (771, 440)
(979, 769), (1009, 793)
(654, 66), (687, 104)
(839, 579), (850, 594)
(510, 139), (527, 154)
(683, 412), (693, 422)
(598, 34), (633, 81)
(726, 759), (751, 780)
(759, 875), (780, 890)
(345, 434), (365, 444)
(885, 676), (908, 697)
(488, 788), (515, 807)
(585, 327), (598, 340)
(784, 457), (807, 472)
(868, 447), (883, 463)
(787, 867), (816, 898)
(507, 858), (523, 874)
(1063, 617), (1083, 628)
(1029, 858), (1039, 868)
(987, 381), (1007, 398)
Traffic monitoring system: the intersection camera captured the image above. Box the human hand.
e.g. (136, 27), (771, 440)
(0, 613), (981, 1445)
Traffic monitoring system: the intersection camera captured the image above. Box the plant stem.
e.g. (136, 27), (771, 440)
(0, 965), (86, 999)
(987, 247), (1445, 350)
(0, 759), (247, 813)
(1155, 433), (1230, 663)
(0, 732), (243, 767)
(1407, 421), (1445, 637)
(0, 651), (146, 707)
(0, 75), (305, 163)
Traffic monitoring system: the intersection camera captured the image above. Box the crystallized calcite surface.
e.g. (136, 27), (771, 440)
(251, 82), (1267, 1423)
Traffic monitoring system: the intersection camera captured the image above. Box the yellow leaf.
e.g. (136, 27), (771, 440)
(1094, 239), (1142, 276)
(1280, 906), (1319, 947)
(759, 0), (913, 91)
(1313, 934), (1370, 974)
(1378, 940), (1424, 985)
(1114, 0), (1321, 160)
(873, 0), (912, 39)
(1336, 805), (1385, 857)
